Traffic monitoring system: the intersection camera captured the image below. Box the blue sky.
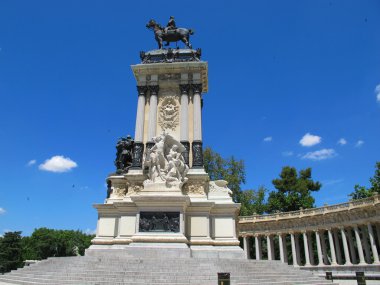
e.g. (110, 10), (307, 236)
(0, 0), (379, 236)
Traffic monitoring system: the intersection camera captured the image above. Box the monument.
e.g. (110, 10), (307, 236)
(87, 18), (244, 259)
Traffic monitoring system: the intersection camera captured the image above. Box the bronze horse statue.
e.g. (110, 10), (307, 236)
(146, 19), (194, 49)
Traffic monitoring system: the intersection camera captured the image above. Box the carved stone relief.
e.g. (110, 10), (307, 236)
(158, 96), (179, 131)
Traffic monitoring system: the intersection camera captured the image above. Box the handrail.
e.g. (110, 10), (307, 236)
(239, 194), (380, 223)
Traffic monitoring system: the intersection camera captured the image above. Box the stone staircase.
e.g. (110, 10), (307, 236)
(0, 256), (333, 285)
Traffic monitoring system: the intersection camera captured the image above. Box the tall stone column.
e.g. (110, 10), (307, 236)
(353, 225), (366, 265)
(368, 223), (380, 264)
(303, 231), (311, 266)
(340, 227), (352, 266)
(315, 230), (324, 266)
(147, 85), (159, 147)
(320, 230), (329, 265)
(347, 228), (358, 264)
(255, 235), (262, 260)
(191, 84), (203, 168)
(132, 86), (147, 169)
(243, 236), (250, 259)
(295, 234), (301, 266)
(327, 229), (338, 265)
(267, 235), (274, 261)
(307, 232), (315, 265)
(333, 229), (343, 265)
(361, 225), (372, 263)
(179, 84), (190, 165)
(278, 233), (288, 263)
(290, 233), (298, 267)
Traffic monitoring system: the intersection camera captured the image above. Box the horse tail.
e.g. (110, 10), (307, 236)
(189, 29), (194, 35)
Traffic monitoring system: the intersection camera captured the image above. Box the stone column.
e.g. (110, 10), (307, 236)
(147, 85), (159, 144)
(267, 235), (275, 260)
(368, 223), (380, 264)
(333, 229), (343, 265)
(243, 236), (250, 259)
(290, 233), (298, 266)
(327, 229), (338, 265)
(191, 84), (203, 168)
(340, 227), (352, 266)
(315, 230), (324, 266)
(303, 231), (311, 266)
(132, 86), (147, 169)
(320, 230), (329, 265)
(295, 234), (301, 266)
(347, 228), (358, 264)
(179, 84), (190, 165)
(353, 225), (366, 265)
(307, 232), (315, 265)
(255, 235), (262, 260)
(278, 233), (288, 263)
(361, 225), (372, 264)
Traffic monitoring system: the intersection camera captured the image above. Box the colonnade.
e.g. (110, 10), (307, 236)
(243, 222), (380, 267)
(131, 83), (204, 169)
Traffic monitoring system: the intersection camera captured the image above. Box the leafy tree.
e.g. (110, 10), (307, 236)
(204, 147), (245, 203)
(349, 162), (380, 200)
(266, 167), (321, 213)
(239, 186), (267, 216)
(0, 231), (23, 273)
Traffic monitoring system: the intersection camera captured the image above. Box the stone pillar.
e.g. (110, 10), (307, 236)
(267, 235), (275, 260)
(361, 225), (372, 264)
(255, 235), (262, 260)
(353, 225), (366, 265)
(278, 233), (288, 263)
(295, 234), (301, 266)
(347, 228), (358, 264)
(368, 223), (380, 264)
(320, 230), (329, 265)
(147, 85), (159, 142)
(132, 86), (147, 169)
(315, 230), (324, 266)
(303, 231), (311, 266)
(327, 229), (338, 265)
(290, 233), (298, 267)
(243, 236), (250, 259)
(333, 229), (343, 265)
(179, 84), (190, 165)
(340, 227), (352, 266)
(307, 232), (315, 265)
(191, 84), (203, 168)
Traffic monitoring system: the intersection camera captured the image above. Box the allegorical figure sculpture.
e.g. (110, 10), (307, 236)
(114, 135), (134, 173)
(144, 134), (189, 188)
(146, 18), (194, 49)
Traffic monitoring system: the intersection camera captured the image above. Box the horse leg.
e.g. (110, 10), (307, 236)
(156, 35), (163, 49)
(181, 37), (191, 49)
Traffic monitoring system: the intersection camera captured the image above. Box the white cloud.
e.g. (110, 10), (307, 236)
(84, 228), (96, 235)
(27, 159), (36, 166)
(39, 155), (78, 173)
(299, 133), (321, 147)
(302, 148), (337, 161)
(263, 136), (272, 142)
(282, 151), (294, 157)
(0, 208), (6, 215)
(337, 138), (347, 146)
(355, 140), (364, 148)
(375, 84), (380, 102)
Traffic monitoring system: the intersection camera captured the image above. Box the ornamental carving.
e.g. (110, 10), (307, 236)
(110, 183), (127, 198)
(183, 181), (205, 195)
(158, 96), (179, 131)
(127, 182), (143, 194)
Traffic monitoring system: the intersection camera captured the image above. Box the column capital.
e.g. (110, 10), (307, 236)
(254, 233), (261, 238)
(148, 85), (159, 95)
(137, 85), (148, 96)
(179, 84), (190, 94)
(191, 83), (202, 94)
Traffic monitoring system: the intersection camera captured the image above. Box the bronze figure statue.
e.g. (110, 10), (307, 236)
(114, 135), (134, 173)
(146, 18), (194, 49)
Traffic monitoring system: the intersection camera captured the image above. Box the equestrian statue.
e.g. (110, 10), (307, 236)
(146, 17), (194, 49)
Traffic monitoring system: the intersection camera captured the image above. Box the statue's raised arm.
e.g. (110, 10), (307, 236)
(146, 18), (194, 49)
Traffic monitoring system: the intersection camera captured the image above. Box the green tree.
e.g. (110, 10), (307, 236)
(239, 186), (267, 216)
(266, 166), (321, 213)
(0, 231), (23, 273)
(349, 162), (380, 200)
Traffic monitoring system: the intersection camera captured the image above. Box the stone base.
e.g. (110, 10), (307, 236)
(190, 245), (245, 259)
